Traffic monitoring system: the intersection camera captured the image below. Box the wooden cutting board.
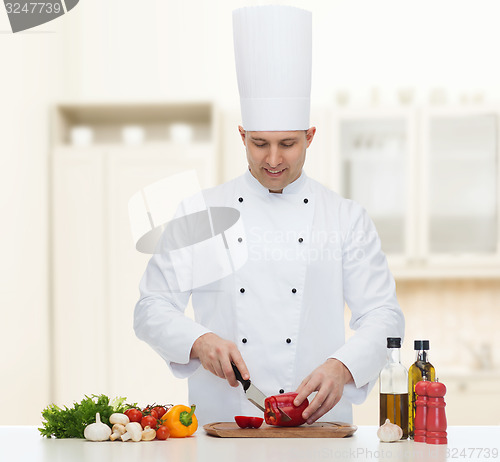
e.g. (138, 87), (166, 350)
(203, 421), (357, 438)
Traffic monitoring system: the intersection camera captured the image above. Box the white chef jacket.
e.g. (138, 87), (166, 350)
(134, 170), (405, 425)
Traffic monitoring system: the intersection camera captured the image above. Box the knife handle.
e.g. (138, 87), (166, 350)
(231, 363), (251, 392)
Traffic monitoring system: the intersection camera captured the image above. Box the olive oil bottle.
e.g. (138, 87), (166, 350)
(408, 340), (435, 439)
(379, 337), (408, 439)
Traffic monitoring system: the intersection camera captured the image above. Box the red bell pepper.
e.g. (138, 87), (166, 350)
(234, 416), (264, 429)
(264, 392), (309, 427)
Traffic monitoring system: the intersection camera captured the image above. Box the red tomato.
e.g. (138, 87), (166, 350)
(141, 415), (158, 430)
(142, 406), (160, 419)
(234, 416), (264, 429)
(249, 417), (264, 428)
(148, 409), (159, 420)
(156, 425), (170, 440)
(152, 406), (167, 419)
(125, 408), (143, 423)
(235, 416), (250, 428)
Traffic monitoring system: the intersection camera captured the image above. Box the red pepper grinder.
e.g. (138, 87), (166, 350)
(414, 380), (429, 443)
(426, 381), (447, 445)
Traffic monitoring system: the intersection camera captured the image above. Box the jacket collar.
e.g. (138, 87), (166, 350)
(243, 168), (308, 196)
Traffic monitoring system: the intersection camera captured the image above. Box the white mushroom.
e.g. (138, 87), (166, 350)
(141, 426), (156, 441)
(109, 413), (129, 426)
(121, 422), (143, 442)
(110, 423), (127, 441)
(377, 419), (403, 442)
(83, 413), (112, 441)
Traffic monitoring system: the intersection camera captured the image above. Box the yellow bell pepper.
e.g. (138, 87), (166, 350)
(160, 405), (198, 437)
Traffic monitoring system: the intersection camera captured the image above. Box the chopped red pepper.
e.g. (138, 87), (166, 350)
(234, 416), (264, 429)
(264, 392), (309, 427)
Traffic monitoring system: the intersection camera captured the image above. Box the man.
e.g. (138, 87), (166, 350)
(134, 5), (404, 426)
(189, 126), (356, 425)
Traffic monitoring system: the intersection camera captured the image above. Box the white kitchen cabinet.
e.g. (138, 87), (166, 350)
(332, 108), (417, 260)
(51, 103), (218, 406)
(222, 104), (500, 276)
(332, 106), (500, 278)
(420, 107), (500, 266)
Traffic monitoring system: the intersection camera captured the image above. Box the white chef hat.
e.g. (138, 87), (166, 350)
(232, 5), (312, 131)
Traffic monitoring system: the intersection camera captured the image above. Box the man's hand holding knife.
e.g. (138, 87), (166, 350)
(190, 332), (250, 387)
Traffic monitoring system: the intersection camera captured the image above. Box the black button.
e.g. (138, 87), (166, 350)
(238, 197), (244, 203)
(292, 288), (297, 294)
(238, 237), (243, 243)
(240, 288), (245, 293)
(298, 237), (303, 243)
(286, 338), (291, 344)
(242, 338), (247, 343)
(303, 198), (308, 204)
(279, 389), (285, 394)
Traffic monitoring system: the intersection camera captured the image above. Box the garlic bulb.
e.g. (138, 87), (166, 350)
(377, 419), (403, 442)
(84, 412), (112, 441)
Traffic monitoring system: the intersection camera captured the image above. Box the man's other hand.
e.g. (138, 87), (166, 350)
(294, 358), (354, 424)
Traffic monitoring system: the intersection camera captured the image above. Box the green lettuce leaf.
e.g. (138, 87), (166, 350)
(38, 394), (127, 438)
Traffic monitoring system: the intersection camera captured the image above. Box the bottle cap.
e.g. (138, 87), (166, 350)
(414, 340), (430, 350)
(387, 337), (401, 348)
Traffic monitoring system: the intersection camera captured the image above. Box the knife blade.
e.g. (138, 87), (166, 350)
(231, 363), (266, 412)
(231, 363), (291, 421)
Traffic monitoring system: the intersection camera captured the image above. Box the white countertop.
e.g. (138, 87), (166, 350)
(1, 426), (499, 462)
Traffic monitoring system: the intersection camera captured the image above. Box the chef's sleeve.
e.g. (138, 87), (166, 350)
(331, 200), (405, 404)
(134, 205), (212, 379)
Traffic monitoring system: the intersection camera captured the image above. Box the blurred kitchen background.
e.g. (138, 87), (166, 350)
(2, 0), (500, 426)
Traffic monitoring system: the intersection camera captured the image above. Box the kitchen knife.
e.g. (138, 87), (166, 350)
(232, 363), (266, 412)
(231, 363), (291, 421)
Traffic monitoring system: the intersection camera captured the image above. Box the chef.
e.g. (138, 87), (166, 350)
(134, 5), (404, 426)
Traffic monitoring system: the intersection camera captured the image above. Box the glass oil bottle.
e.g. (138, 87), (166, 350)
(379, 337), (408, 439)
(408, 339), (436, 439)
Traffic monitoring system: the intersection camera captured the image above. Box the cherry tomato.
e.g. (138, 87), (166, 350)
(249, 417), (264, 428)
(234, 416), (264, 429)
(141, 415), (158, 430)
(235, 416), (250, 428)
(125, 408), (143, 423)
(144, 409), (159, 420)
(156, 425), (170, 440)
(152, 406), (167, 419)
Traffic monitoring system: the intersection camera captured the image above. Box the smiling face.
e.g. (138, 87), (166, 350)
(238, 126), (316, 193)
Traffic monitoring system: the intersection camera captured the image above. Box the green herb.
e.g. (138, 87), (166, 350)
(38, 394), (127, 438)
